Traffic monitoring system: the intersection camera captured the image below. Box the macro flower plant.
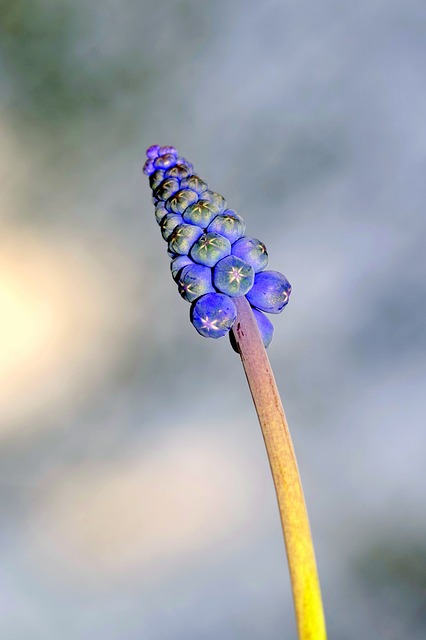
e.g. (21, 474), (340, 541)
(143, 144), (291, 347)
(143, 145), (327, 640)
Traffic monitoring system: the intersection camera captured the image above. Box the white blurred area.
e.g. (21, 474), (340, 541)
(30, 429), (258, 581)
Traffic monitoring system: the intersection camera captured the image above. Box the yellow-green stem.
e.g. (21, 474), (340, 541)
(231, 296), (327, 640)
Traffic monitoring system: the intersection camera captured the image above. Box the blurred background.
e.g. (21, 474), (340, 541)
(1, 1), (425, 638)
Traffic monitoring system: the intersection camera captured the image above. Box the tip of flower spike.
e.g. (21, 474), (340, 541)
(142, 146), (292, 350)
(146, 145), (178, 159)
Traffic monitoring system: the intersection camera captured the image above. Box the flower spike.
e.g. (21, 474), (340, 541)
(143, 145), (292, 348)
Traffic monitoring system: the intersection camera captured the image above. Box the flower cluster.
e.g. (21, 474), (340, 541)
(143, 145), (291, 348)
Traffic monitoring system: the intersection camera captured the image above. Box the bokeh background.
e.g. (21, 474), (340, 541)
(1, 1), (425, 638)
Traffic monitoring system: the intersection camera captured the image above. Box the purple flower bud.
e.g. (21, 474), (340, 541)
(154, 201), (168, 225)
(168, 224), (204, 255)
(246, 271), (292, 314)
(170, 255), (194, 281)
(177, 157), (193, 173)
(154, 177), (180, 202)
(231, 236), (269, 272)
(252, 308), (274, 348)
(178, 264), (215, 303)
(161, 213), (184, 241)
(154, 154), (178, 170)
(149, 169), (166, 191)
(190, 232), (231, 267)
(191, 293), (237, 338)
(180, 175), (209, 195)
(183, 200), (218, 228)
(213, 255), (254, 297)
(159, 145), (178, 156)
(143, 158), (155, 175)
(166, 189), (198, 214)
(165, 163), (192, 180)
(207, 210), (245, 243)
(202, 190), (227, 213)
(146, 145), (161, 159)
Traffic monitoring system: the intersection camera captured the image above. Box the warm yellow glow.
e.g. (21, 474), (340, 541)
(0, 232), (130, 437)
(0, 257), (60, 391)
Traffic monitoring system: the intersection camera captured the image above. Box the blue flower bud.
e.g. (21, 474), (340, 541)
(166, 189), (198, 214)
(213, 255), (254, 297)
(252, 308), (274, 348)
(180, 175), (209, 195)
(246, 271), (292, 314)
(231, 236), (269, 272)
(182, 199), (218, 228)
(143, 158), (155, 175)
(206, 210), (245, 243)
(177, 157), (193, 173)
(178, 264), (215, 303)
(168, 224), (204, 255)
(203, 190), (227, 213)
(146, 145), (161, 159)
(159, 145), (178, 156)
(149, 169), (166, 191)
(155, 201), (168, 225)
(154, 177), (180, 202)
(191, 293), (237, 338)
(190, 232), (231, 267)
(170, 255), (194, 281)
(165, 163), (192, 180)
(161, 213), (184, 240)
(154, 154), (178, 170)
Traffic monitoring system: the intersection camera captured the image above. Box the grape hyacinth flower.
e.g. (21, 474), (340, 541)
(142, 145), (327, 640)
(142, 145), (292, 348)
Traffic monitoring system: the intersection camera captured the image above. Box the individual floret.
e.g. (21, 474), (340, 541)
(191, 293), (237, 338)
(154, 202), (168, 225)
(154, 154), (177, 170)
(178, 264), (215, 303)
(252, 308), (274, 347)
(231, 236), (269, 272)
(149, 169), (166, 190)
(246, 271), (292, 313)
(154, 177), (180, 202)
(161, 213), (184, 240)
(190, 232), (231, 267)
(159, 145), (178, 156)
(202, 190), (227, 213)
(165, 163), (192, 180)
(183, 200), (218, 228)
(146, 144), (161, 159)
(170, 255), (194, 281)
(213, 255), (254, 297)
(207, 210), (245, 243)
(181, 175), (209, 195)
(168, 224), (204, 255)
(166, 189), (198, 214)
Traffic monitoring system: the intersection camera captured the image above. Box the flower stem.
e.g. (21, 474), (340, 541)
(231, 296), (327, 640)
